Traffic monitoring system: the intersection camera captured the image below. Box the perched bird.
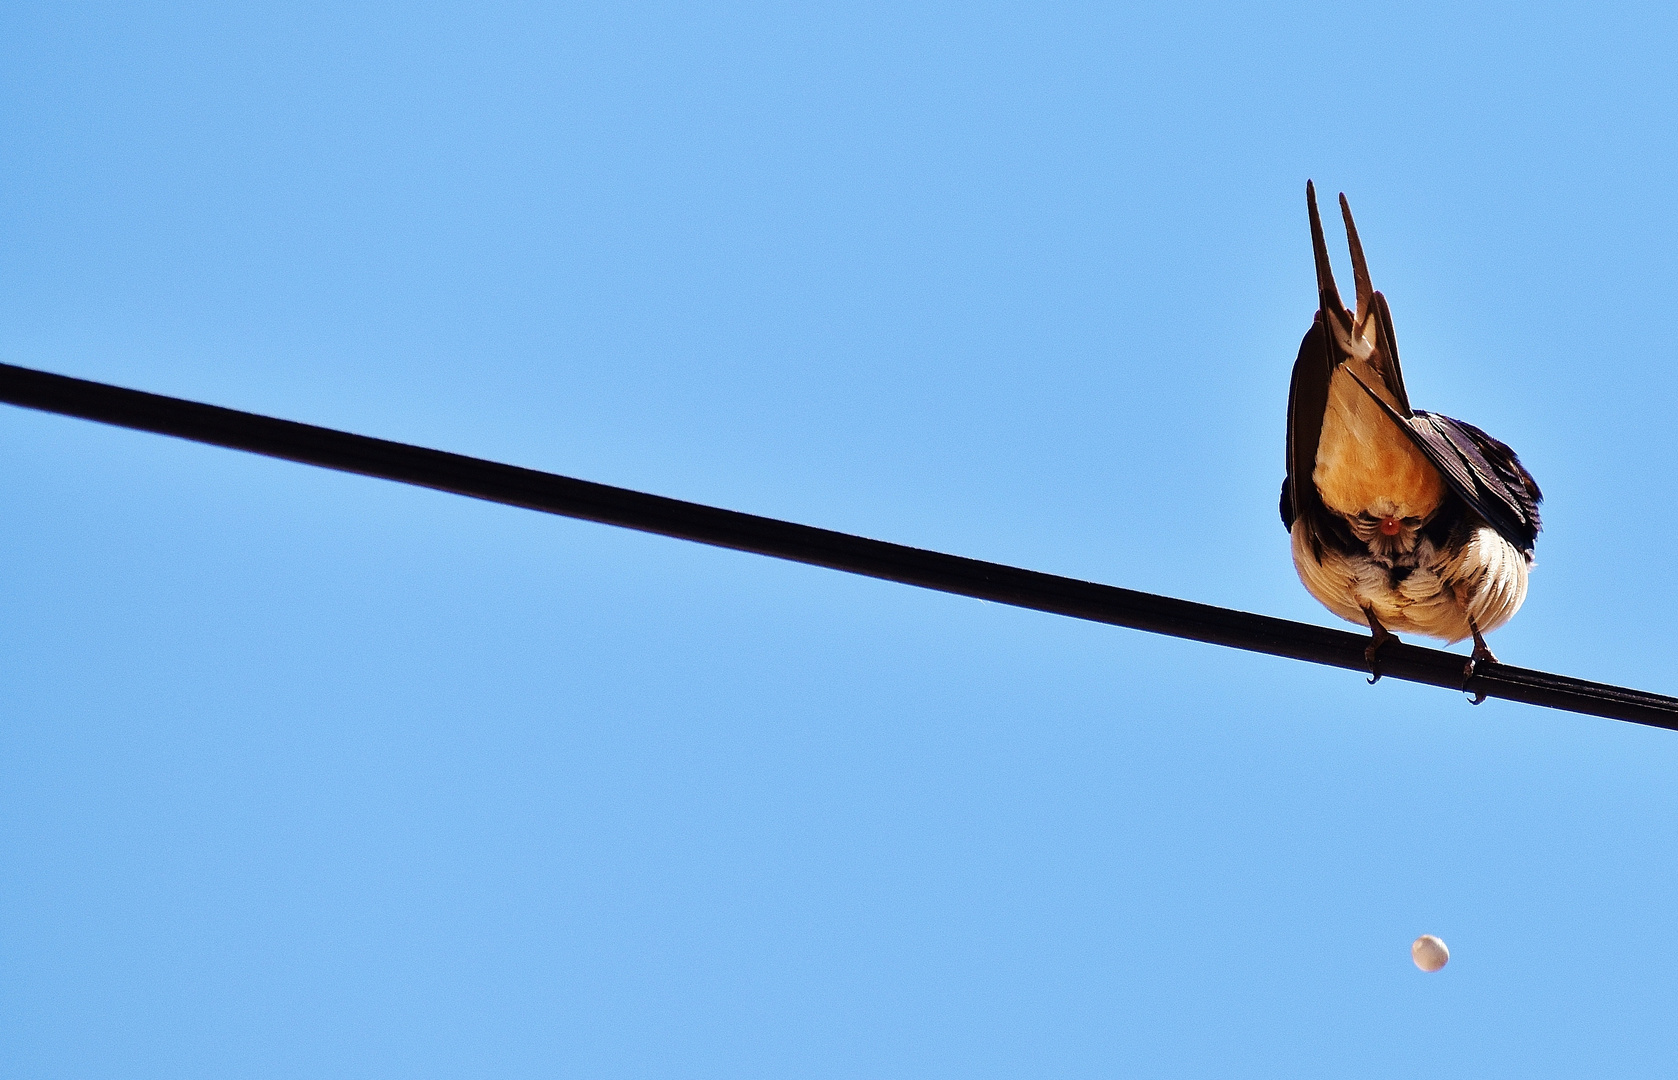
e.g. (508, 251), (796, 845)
(1282, 182), (1542, 687)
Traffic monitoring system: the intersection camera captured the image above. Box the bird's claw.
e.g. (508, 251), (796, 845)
(1363, 616), (1396, 685)
(1461, 639), (1497, 706)
(1365, 641), (1385, 684)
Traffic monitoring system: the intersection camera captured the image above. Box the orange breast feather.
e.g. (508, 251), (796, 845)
(1312, 364), (1443, 520)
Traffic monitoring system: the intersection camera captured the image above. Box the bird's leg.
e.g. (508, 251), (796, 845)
(1362, 606), (1397, 684)
(1462, 618), (1497, 704)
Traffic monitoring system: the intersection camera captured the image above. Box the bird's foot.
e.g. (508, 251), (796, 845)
(1363, 608), (1397, 685)
(1461, 624), (1497, 705)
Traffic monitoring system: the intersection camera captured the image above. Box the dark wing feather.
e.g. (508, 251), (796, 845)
(1281, 316), (1363, 557)
(1365, 291), (1412, 415)
(1283, 317), (1332, 532)
(1414, 413), (1542, 553)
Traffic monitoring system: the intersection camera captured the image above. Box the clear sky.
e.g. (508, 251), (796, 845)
(5, 2), (1677, 1076)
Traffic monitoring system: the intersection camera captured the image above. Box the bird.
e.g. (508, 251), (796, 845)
(1281, 182), (1542, 690)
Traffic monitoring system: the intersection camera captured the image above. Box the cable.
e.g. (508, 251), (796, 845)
(3, 360), (1674, 731)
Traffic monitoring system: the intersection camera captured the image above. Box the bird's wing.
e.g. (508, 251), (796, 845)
(1282, 316), (1332, 531)
(1414, 412), (1542, 552)
(1341, 366), (1543, 553)
(1282, 317), (1361, 559)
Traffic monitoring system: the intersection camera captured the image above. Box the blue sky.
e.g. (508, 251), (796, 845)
(5, 2), (1678, 1076)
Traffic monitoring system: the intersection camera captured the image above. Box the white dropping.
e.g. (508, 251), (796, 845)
(1411, 935), (1449, 972)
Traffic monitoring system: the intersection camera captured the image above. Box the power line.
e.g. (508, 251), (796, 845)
(3, 359), (1674, 731)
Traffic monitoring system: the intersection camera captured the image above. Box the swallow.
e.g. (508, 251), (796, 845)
(1281, 182), (1542, 692)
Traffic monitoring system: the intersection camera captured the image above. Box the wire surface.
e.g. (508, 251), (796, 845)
(4, 360), (1673, 731)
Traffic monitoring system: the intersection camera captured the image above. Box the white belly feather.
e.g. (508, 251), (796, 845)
(1291, 520), (1529, 643)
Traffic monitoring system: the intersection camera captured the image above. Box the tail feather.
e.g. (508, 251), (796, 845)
(1306, 181), (1346, 320)
(1339, 192), (1375, 328)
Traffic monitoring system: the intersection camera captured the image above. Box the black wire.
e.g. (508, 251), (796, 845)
(3, 360), (1674, 731)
